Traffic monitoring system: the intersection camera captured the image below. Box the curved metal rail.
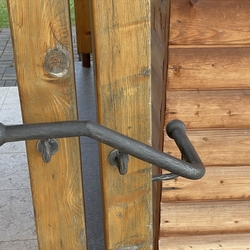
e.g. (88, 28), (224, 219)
(0, 119), (205, 180)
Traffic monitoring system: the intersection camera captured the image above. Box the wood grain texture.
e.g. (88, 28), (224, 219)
(167, 46), (250, 90)
(90, 0), (152, 249)
(161, 1), (250, 248)
(151, 0), (168, 45)
(7, 1), (87, 249)
(74, 0), (92, 54)
(160, 233), (250, 249)
(170, 0), (250, 45)
(165, 90), (250, 129)
(164, 128), (250, 166)
(160, 200), (250, 236)
(162, 166), (250, 201)
(151, 1), (171, 248)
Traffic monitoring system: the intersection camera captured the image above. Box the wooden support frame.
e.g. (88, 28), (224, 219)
(89, 0), (153, 248)
(7, 0), (87, 249)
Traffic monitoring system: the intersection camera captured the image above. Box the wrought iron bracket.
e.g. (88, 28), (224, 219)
(108, 149), (129, 175)
(36, 138), (59, 163)
(0, 119), (205, 181)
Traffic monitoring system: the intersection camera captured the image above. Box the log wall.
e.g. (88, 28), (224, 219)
(160, 0), (250, 248)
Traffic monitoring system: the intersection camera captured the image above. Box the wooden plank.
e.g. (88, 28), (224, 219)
(170, 0), (250, 45)
(164, 129), (250, 166)
(167, 47), (250, 90)
(165, 90), (250, 129)
(7, 1), (87, 249)
(160, 233), (250, 249)
(74, 0), (91, 54)
(152, 28), (165, 99)
(162, 166), (250, 202)
(151, 0), (168, 45)
(89, 0), (153, 249)
(151, 2), (170, 248)
(151, 30), (165, 146)
(160, 200), (250, 236)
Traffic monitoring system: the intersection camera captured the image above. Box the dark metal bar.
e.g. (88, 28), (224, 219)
(0, 119), (205, 180)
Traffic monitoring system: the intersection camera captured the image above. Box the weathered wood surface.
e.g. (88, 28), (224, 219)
(167, 47), (250, 90)
(161, 1), (250, 249)
(151, 1), (171, 248)
(165, 90), (250, 129)
(7, 0), (87, 249)
(90, 0), (152, 248)
(74, 0), (91, 54)
(162, 166), (250, 201)
(152, 0), (168, 45)
(170, 0), (250, 45)
(160, 233), (250, 250)
(151, 29), (165, 148)
(160, 200), (250, 235)
(164, 129), (250, 166)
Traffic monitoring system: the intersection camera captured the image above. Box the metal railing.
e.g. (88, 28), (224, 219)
(0, 119), (205, 181)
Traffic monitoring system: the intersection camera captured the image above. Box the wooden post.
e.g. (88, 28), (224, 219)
(74, 0), (92, 67)
(89, 0), (152, 249)
(151, 0), (171, 248)
(7, 1), (87, 249)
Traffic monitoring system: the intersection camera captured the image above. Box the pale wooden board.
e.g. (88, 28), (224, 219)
(160, 233), (250, 249)
(164, 128), (250, 166)
(7, 0), (87, 249)
(165, 90), (250, 129)
(170, 0), (250, 45)
(74, 0), (92, 54)
(167, 47), (250, 90)
(160, 200), (250, 236)
(90, 0), (153, 248)
(162, 166), (250, 201)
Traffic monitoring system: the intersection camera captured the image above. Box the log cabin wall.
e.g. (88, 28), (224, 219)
(160, 0), (250, 249)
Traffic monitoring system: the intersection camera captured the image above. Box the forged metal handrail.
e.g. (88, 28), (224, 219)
(153, 120), (204, 181)
(0, 119), (205, 180)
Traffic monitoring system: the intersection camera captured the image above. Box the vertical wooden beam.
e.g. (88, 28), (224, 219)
(151, 0), (171, 248)
(74, 0), (91, 67)
(90, 0), (152, 249)
(7, 1), (87, 249)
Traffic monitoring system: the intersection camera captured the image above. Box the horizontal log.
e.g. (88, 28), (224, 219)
(162, 166), (250, 202)
(159, 233), (250, 249)
(160, 200), (250, 236)
(167, 47), (250, 90)
(170, 0), (250, 45)
(165, 90), (250, 129)
(164, 129), (250, 166)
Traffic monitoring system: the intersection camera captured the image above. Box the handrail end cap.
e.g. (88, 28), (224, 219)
(166, 119), (186, 138)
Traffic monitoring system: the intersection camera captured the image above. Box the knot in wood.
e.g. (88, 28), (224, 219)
(44, 46), (70, 77)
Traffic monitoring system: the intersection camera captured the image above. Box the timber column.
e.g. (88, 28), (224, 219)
(7, 1), (87, 249)
(90, 0), (153, 249)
